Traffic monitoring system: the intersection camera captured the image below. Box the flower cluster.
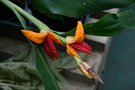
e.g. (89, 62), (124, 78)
(22, 30), (64, 60)
(21, 21), (103, 84)
(66, 21), (103, 84)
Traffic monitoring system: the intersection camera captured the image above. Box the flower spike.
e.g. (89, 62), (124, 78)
(70, 42), (92, 55)
(66, 21), (92, 57)
(44, 35), (59, 60)
(66, 21), (103, 84)
(22, 30), (64, 60)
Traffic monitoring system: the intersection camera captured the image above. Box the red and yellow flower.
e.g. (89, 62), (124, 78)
(66, 21), (92, 58)
(21, 30), (64, 60)
(21, 21), (103, 83)
(66, 21), (103, 83)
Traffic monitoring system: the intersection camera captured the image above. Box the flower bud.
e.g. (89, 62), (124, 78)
(78, 62), (104, 84)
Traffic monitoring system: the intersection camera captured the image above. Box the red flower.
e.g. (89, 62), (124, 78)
(21, 30), (64, 60)
(66, 21), (103, 84)
(66, 21), (92, 58)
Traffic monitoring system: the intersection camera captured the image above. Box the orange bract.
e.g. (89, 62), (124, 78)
(67, 45), (80, 59)
(66, 21), (84, 44)
(48, 32), (64, 46)
(22, 30), (64, 45)
(22, 30), (47, 44)
(66, 21), (86, 58)
(74, 21), (84, 43)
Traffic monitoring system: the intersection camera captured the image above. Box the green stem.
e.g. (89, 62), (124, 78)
(0, 0), (67, 44)
(74, 56), (82, 64)
(12, 8), (27, 29)
(57, 35), (66, 43)
(1, 0), (50, 31)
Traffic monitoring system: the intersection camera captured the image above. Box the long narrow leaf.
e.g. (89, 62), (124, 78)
(67, 14), (124, 36)
(0, 0), (27, 29)
(66, 10), (135, 36)
(119, 10), (135, 29)
(1, 0), (49, 30)
(84, 14), (124, 36)
(12, 8), (27, 29)
(36, 45), (60, 90)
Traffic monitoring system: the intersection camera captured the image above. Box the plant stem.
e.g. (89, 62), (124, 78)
(12, 8), (27, 29)
(57, 35), (66, 43)
(1, 0), (50, 31)
(74, 56), (82, 64)
(0, 0), (67, 44)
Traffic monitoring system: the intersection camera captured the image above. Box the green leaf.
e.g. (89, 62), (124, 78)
(13, 47), (30, 62)
(0, 0), (27, 29)
(0, 63), (40, 89)
(119, 10), (135, 29)
(0, 63), (38, 81)
(52, 68), (67, 83)
(46, 14), (64, 21)
(12, 8), (27, 29)
(1, 0), (50, 30)
(32, 0), (134, 17)
(5, 46), (37, 63)
(84, 14), (124, 36)
(67, 14), (124, 36)
(36, 45), (60, 90)
(0, 83), (27, 90)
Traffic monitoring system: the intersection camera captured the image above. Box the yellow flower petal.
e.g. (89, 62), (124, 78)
(22, 30), (47, 44)
(67, 45), (80, 59)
